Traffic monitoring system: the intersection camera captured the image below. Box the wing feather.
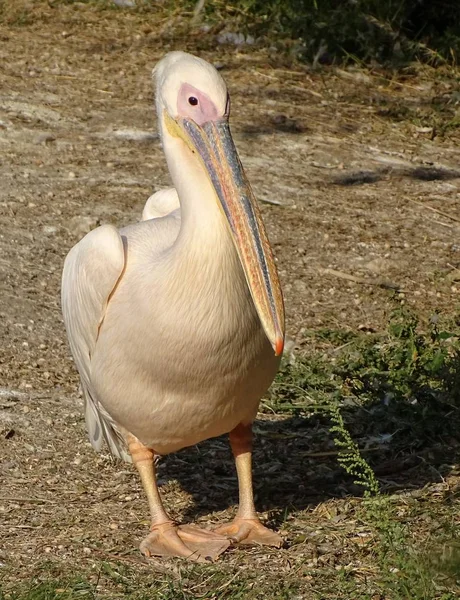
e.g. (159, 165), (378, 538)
(61, 225), (130, 461)
(142, 188), (179, 221)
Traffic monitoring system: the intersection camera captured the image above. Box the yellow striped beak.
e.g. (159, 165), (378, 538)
(167, 112), (285, 355)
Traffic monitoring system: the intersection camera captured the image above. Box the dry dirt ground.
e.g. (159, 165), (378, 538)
(1, 2), (460, 599)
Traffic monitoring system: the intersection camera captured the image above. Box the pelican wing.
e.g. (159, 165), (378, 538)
(142, 187), (179, 221)
(61, 224), (130, 461)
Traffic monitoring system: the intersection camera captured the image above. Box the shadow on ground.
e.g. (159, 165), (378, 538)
(159, 329), (460, 524)
(161, 403), (460, 525)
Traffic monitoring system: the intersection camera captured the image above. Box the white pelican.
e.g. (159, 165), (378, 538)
(61, 51), (285, 562)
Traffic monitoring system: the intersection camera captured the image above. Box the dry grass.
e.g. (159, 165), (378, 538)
(1, 2), (460, 598)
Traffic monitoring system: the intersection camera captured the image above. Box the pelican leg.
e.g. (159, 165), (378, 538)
(128, 436), (230, 562)
(215, 423), (283, 547)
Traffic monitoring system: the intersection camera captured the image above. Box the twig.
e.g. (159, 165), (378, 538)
(331, 341), (355, 353)
(300, 447), (381, 458)
(0, 496), (57, 504)
(286, 84), (323, 99)
(216, 572), (241, 592)
(311, 162), (338, 169)
(192, 0), (205, 20)
(260, 197), (283, 206)
(447, 263), (460, 274)
(253, 71), (323, 97)
(430, 219), (454, 229)
(408, 199), (460, 223)
(253, 71), (278, 81)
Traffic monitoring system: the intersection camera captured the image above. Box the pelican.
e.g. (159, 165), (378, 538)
(61, 51), (285, 562)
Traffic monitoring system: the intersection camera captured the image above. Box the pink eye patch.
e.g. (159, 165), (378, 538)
(177, 82), (220, 125)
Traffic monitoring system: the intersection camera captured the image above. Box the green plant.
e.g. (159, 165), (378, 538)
(188, 0), (460, 65)
(266, 305), (460, 598)
(328, 400), (380, 496)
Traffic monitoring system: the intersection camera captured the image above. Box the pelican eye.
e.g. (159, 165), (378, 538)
(188, 96), (198, 106)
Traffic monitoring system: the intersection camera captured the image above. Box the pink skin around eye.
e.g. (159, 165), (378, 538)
(177, 82), (220, 126)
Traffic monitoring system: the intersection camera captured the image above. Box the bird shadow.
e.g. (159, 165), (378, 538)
(158, 352), (460, 527)
(160, 415), (329, 527)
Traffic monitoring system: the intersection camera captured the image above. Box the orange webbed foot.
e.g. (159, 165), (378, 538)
(140, 522), (230, 562)
(215, 518), (283, 547)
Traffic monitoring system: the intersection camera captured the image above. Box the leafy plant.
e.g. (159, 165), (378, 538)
(186, 0), (460, 65)
(266, 306), (460, 598)
(328, 400), (380, 496)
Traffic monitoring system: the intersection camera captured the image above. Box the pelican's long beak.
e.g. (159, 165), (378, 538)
(165, 111), (285, 355)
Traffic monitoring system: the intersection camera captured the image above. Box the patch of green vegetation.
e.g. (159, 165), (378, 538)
(0, 579), (95, 600)
(0, 566), (304, 600)
(270, 306), (460, 452)
(357, 493), (459, 600)
(181, 0), (460, 65)
(266, 305), (460, 598)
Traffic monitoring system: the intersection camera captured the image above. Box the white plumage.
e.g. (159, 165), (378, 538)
(61, 51), (285, 561)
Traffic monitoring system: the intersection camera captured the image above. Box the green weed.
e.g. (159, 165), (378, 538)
(266, 304), (460, 599)
(181, 0), (460, 65)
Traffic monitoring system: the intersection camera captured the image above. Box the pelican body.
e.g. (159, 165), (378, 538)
(61, 52), (285, 561)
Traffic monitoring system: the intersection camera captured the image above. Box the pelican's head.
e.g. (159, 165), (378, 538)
(154, 51), (228, 128)
(153, 52), (285, 356)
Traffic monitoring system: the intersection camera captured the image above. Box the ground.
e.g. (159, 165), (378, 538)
(1, 2), (460, 599)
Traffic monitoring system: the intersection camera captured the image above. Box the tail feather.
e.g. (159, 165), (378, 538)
(83, 385), (132, 463)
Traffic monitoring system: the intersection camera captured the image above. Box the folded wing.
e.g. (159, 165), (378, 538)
(61, 224), (130, 461)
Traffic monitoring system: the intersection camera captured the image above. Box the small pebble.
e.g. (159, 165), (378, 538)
(111, 129), (158, 143)
(113, 0), (136, 6)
